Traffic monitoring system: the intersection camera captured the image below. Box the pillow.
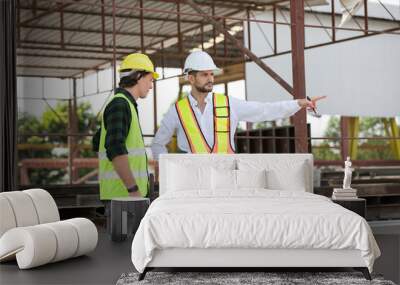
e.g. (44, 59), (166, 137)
(167, 162), (211, 191)
(236, 169), (267, 189)
(237, 158), (310, 192)
(166, 158), (236, 192)
(211, 168), (236, 190)
(266, 162), (307, 191)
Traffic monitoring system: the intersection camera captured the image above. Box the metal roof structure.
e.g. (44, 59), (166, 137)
(17, 0), (330, 79)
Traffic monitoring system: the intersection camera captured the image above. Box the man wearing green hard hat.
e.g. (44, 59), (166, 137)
(93, 53), (159, 206)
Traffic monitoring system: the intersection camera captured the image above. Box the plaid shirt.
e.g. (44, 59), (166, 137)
(92, 88), (138, 161)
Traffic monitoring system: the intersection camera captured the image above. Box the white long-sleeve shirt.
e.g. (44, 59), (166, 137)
(151, 93), (301, 160)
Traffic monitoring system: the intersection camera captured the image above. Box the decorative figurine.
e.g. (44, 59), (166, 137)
(343, 156), (353, 190)
(332, 157), (357, 199)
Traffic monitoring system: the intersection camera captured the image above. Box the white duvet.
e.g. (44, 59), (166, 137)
(131, 190), (380, 273)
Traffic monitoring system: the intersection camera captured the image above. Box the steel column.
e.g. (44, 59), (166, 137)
(212, 2), (217, 56)
(177, 1), (183, 68)
(140, 0), (145, 53)
(60, 1), (65, 49)
(341, 117), (350, 161)
(200, 23), (204, 50)
(161, 40), (165, 78)
(273, 4), (277, 54)
(17, 0), (21, 46)
(153, 80), (158, 134)
(68, 79), (79, 184)
(389, 118), (400, 159)
(246, 7), (251, 51)
(349, 117), (360, 159)
(101, 0), (106, 51)
(331, 0), (336, 41)
(290, 0), (308, 153)
(223, 18), (227, 57)
(112, 0), (116, 88)
(364, 0), (368, 35)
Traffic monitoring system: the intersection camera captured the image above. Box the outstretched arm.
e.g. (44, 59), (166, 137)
(233, 97), (299, 122)
(234, 96), (326, 122)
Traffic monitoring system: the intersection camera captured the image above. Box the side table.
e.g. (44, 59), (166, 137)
(110, 197), (150, 242)
(332, 197), (366, 218)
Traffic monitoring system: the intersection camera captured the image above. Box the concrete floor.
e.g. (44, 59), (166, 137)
(0, 227), (134, 285)
(1, 222), (398, 285)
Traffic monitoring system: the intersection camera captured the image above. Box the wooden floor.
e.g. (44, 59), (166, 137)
(0, 227), (134, 285)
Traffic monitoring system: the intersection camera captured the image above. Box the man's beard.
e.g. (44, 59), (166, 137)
(194, 82), (213, 93)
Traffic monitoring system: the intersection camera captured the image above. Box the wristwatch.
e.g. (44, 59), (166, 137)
(127, 185), (139, 193)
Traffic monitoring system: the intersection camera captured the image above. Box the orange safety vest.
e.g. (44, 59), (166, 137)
(175, 93), (235, 154)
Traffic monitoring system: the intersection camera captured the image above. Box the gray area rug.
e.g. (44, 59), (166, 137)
(116, 271), (396, 285)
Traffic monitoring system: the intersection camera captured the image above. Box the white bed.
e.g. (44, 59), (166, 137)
(131, 154), (380, 280)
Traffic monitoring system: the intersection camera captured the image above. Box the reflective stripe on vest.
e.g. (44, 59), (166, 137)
(98, 93), (149, 200)
(99, 170), (148, 180)
(175, 93), (234, 154)
(98, 147), (146, 161)
(212, 93), (234, 154)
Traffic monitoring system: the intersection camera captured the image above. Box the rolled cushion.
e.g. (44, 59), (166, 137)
(0, 192), (39, 228)
(0, 219), (98, 269)
(0, 196), (17, 237)
(42, 221), (79, 262)
(23, 189), (60, 224)
(64, 218), (98, 257)
(0, 226), (57, 269)
(0, 189), (59, 239)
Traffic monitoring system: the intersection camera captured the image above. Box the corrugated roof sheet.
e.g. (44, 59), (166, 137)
(17, 0), (324, 78)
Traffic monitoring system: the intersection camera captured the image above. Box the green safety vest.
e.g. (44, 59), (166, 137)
(98, 93), (149, 200)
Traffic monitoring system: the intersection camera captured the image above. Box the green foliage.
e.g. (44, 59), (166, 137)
(324, 116), (340, 145)
(18, 101), (100, 185)
(42, 103), (68, 137)
(18, 113), (43, 138)
(313, 116), (398, 161)
(312, 142), (341, 161)
(357, 117), (395, 160)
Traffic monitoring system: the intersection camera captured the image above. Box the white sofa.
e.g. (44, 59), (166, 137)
(0, 188), (98, 269)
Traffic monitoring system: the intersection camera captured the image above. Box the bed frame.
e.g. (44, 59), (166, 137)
(139, 248), (371, 280)
(138, 154), (372, 281)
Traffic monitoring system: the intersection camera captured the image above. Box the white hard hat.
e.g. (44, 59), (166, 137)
(183, 50), (220, 74)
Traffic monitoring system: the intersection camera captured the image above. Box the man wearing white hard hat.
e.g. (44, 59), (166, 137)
(151, 50), (324, 159)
